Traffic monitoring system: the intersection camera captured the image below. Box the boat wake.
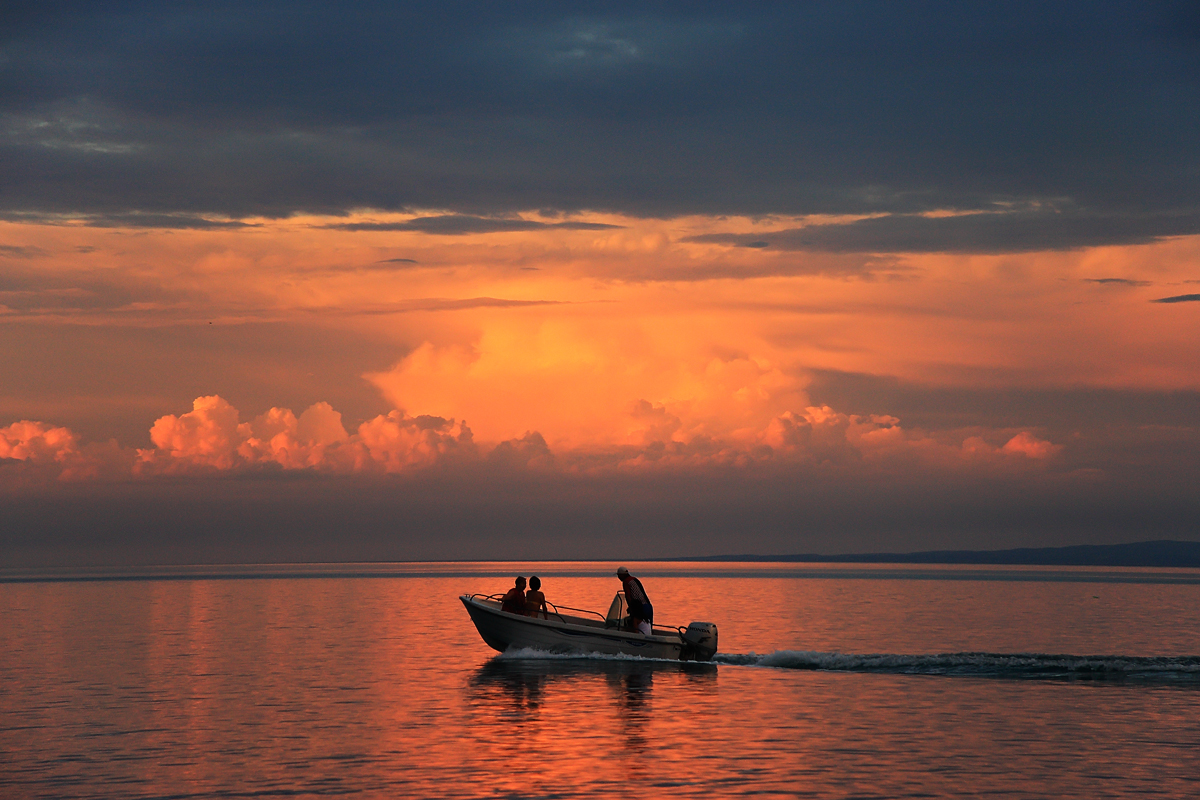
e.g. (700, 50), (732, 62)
(493, 646), (1200, 682)
(715, 650), (1200, 681)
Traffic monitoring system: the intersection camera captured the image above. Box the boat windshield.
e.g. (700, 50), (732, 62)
(605, 591), (627, 628)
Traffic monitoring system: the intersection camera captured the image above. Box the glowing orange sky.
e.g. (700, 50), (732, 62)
(2, 212), (1197, 484)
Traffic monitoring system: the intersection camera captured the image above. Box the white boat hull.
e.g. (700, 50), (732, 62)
(461, 594), (685, 660)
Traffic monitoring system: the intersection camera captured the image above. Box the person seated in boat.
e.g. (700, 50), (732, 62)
(616, 566), (653, 635)
(500, 576), (527, 615)
(525, 575), (548, 619)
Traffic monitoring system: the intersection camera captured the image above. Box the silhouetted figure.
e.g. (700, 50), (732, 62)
(616, 566), (653, 634)
(525, 575), (548, 619)
(500, 576), (527, 615)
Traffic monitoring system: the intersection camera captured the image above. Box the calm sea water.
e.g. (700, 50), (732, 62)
(3, 562), (1199, 799)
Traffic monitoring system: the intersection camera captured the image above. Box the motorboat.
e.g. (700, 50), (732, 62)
(460, 590), (718, 661)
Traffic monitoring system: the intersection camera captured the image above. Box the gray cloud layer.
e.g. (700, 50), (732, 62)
(324, 215), (622, 234)
(2, 1), (1198, 251)
(685, 210), (1200, 254)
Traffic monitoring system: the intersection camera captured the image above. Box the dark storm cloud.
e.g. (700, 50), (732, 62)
(1, 1), (1197, 250)
(1152, 293), (1200, 303)
(324, 215), (622, 234)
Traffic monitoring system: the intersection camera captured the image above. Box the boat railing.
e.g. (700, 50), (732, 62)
(544, 600), (606, 624)
(467, 593), (606, 624)
(467, 593), (684, 639)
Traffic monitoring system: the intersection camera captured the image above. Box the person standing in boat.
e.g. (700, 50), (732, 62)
(525, 575), (548, 619)
(616, 567), (653, 635)
(501, 576), (527, 615)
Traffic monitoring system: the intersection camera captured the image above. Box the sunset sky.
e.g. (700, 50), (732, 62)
(2, 2), (1198, 565)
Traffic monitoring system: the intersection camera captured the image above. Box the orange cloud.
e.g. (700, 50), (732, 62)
(1000, 431), (1062, 459)
(366, 312), (810, 449)
(2, 213), (1192, 494)
(135, 396), (474, 475)
(4, 215), (1197, 401)
(1, 420), (80, 463)
(0, 420), (125, 481)
(352, 410), (475, 472)
(144, 396), (246, 470)
(2, 394), (1063, 486)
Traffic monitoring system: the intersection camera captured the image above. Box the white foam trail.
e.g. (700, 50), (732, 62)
(715, 650), (1200, 678)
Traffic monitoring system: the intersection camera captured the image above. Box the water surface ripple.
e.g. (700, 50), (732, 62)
(2, 562), (1198, 798)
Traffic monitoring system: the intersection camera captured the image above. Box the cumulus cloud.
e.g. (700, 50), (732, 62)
(368, 330), (815, 449)
(755, 408), (1059, 471)
(1000, 431), (1062, 459)
(760, 407), (883, 465)
(143, 395), (246, 470)
(506, 405), (1062, 475)
(1, 420), (82, 464)
(487, 431), (555, 470)
(0, 419), (126, 481)
(3, 394), (1062, 485)
(352, 411), (475, 472)
(136, 396), (474, 475)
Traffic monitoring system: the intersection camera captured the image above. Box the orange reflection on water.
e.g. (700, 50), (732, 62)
(3, 567), (1200, 798)
(460, 659), (718, 795)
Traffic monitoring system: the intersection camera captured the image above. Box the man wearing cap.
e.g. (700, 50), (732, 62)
(616, 567), (653, 635)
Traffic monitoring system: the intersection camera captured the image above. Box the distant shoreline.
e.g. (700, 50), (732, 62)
(4, 541), (1200, 582)
(672, 540), (1200, 569)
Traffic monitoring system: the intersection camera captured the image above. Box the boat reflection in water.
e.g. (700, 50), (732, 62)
(467, 657), (719, 766)
(470, 657), (717, 708)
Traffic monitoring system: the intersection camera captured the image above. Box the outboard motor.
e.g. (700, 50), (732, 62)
(680, 621), (718, 661)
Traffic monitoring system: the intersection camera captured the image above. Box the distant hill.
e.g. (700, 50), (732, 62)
(679, 540), (1200, 568)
